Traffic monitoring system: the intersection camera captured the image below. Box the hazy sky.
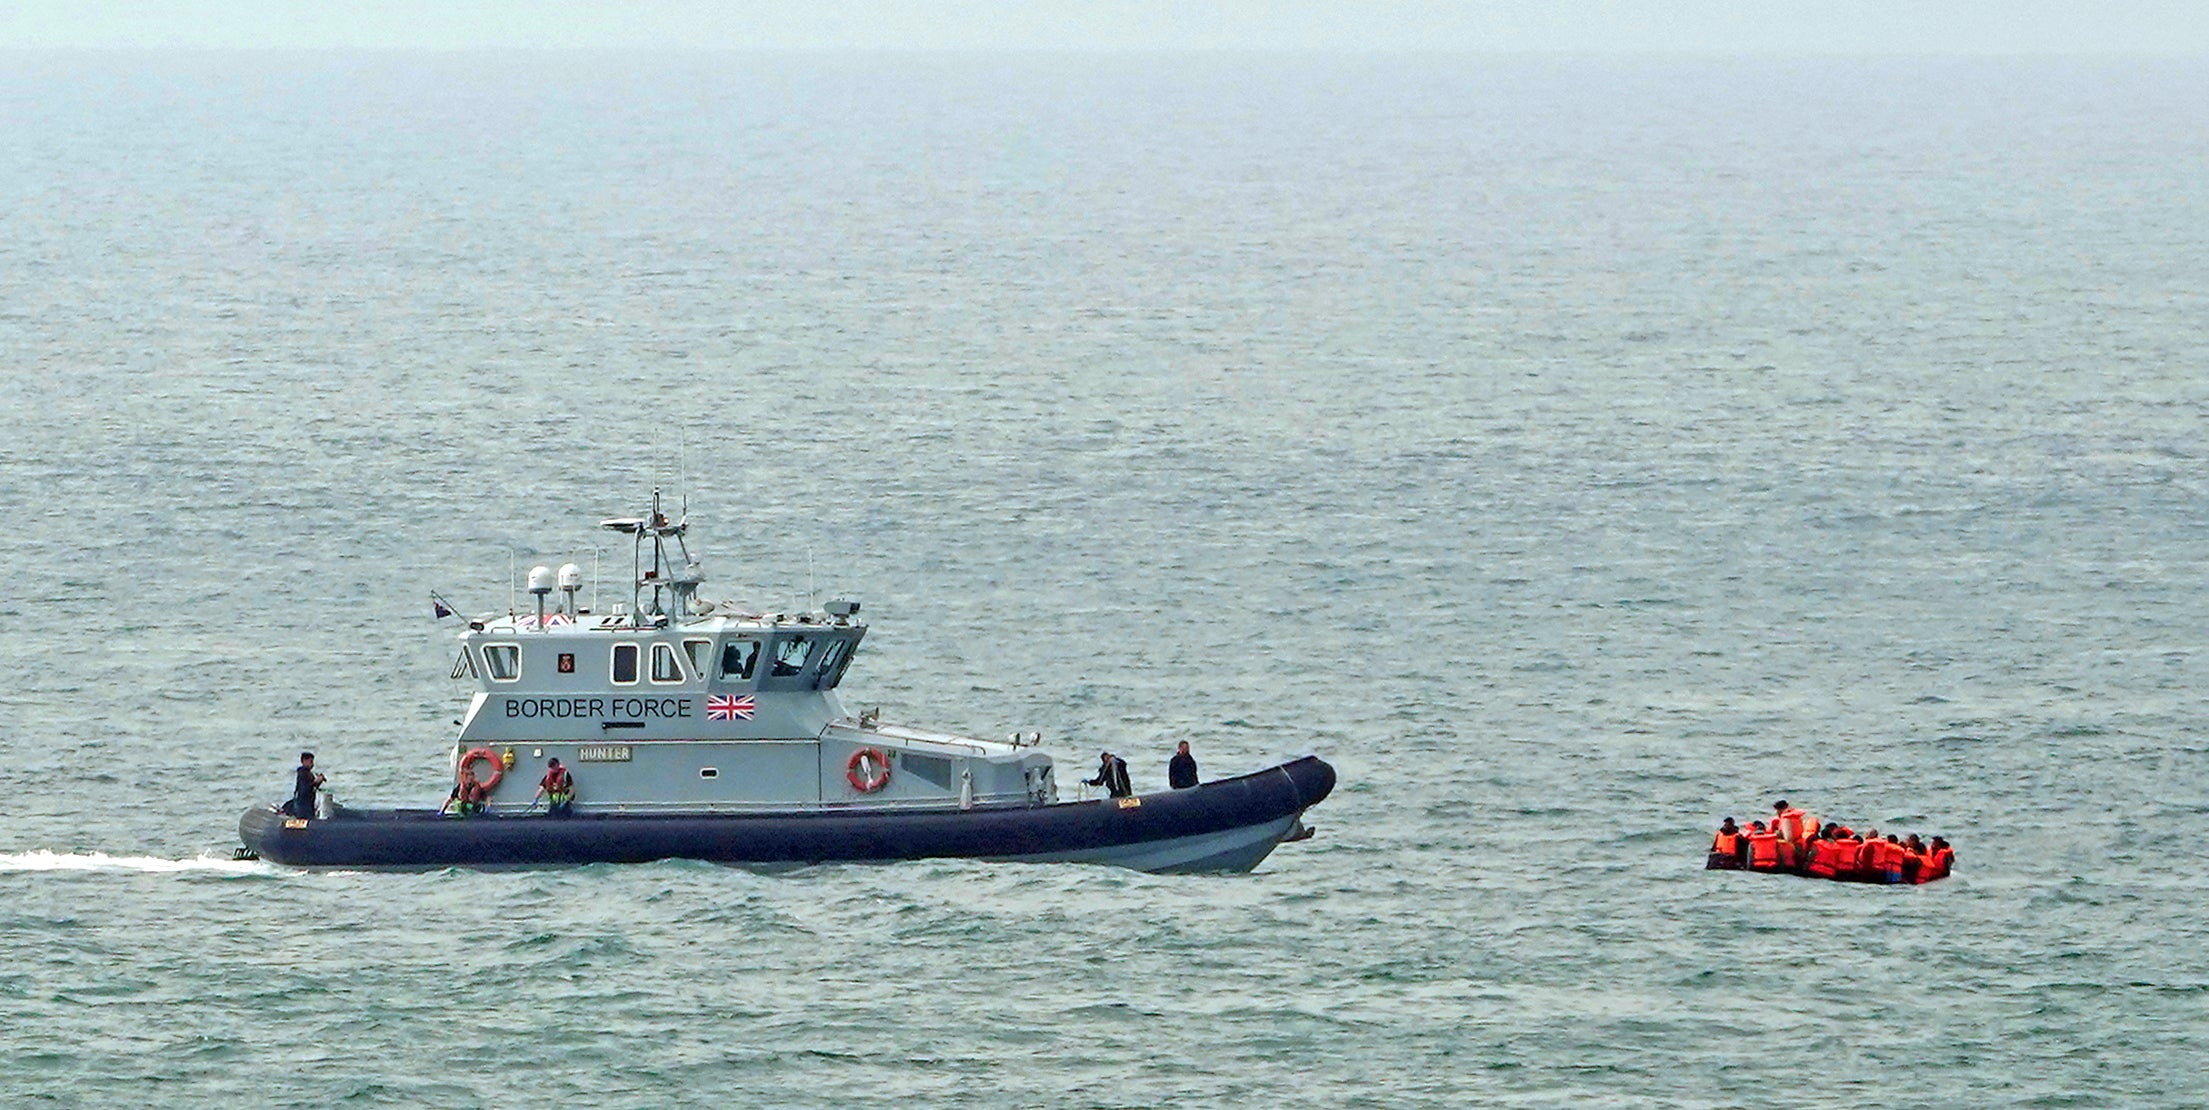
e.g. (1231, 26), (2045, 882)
(2, 0), (2205, 53)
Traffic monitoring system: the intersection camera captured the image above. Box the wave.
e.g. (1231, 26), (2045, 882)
(0, 850), (267, 875)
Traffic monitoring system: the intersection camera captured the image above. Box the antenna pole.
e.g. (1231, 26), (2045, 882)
(508, 549), (516, 617)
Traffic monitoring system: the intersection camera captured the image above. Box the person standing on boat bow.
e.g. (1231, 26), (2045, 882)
(284, 752), (325, 819)
(533, 758), (575, 817)
(1087, 751), (1132, 798)
(1168, 741), (1199, 789)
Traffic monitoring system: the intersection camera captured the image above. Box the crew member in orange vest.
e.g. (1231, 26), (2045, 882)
(1708, 818), (1746, 870)
(1744, 821), (1783, 872)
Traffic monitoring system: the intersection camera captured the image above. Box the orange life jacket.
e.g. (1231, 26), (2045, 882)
(1830, 837), (1862, 877)
(1871, 839), (1904, 873)
(1923, 846), (1954, 881)
(1775, 809), (1807, 842)
(1805, 839), (1838, 878)
(1713, 830), (1741, 855)
(1746, 832), (1781, 869)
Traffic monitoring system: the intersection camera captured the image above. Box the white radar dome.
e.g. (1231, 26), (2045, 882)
(527, 564), (555, 595)
(558, 563), (583, 590)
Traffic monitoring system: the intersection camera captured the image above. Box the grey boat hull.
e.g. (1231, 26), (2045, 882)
(239, 755), (1334, 874)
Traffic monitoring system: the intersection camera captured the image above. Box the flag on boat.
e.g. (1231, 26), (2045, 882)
(431, 592), (455, 620)
(706, 695), (755, 721)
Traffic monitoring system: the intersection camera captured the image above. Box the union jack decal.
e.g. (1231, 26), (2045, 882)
(706, 694), (756, 721)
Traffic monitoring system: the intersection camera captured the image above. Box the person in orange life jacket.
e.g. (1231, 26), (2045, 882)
(533, 758), (575, 816)
(441, 765), (488, 817)
(1920, 837), (1954, 882)
(284, 751), (326, 819)
(1871, 834), (1907, 883)
(1800, 827), (1831, 878)
(1821, 826), (1853, 879)
(1854, 829), (1883, 881)
(1771, 800), (1810, 870)
(1827, 827), (1864, 881)
(1744, 821), (1783, 871)
(1901, 834), (1927, 883)
(1708, 818), (1745, 869)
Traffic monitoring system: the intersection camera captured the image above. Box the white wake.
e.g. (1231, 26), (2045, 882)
(0, 849), (268, 875)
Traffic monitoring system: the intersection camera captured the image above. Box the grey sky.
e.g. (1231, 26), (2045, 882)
(2, 0), (2205, 53)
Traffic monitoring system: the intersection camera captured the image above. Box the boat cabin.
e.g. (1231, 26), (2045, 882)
(435, 492), (1052, 815)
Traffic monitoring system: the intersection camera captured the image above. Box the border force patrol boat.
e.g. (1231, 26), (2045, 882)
(238, 493), (1334, 873)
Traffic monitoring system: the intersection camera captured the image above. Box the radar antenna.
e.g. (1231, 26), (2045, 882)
(601, 487), (704, 624)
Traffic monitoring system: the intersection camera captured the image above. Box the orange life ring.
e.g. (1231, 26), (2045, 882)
(846, 747), (891, 793)
(458, 747), (504, 791)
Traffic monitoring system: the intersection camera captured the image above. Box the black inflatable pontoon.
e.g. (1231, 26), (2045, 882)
(241, 755), (1334, 874)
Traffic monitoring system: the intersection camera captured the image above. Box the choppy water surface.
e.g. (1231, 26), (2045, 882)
(3, 53), (2208, 1107)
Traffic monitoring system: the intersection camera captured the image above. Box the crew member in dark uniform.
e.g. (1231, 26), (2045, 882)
(1168, 741), (1199, 789)
(1085, 751), (1132, 798)
(285, 752), (325, 819)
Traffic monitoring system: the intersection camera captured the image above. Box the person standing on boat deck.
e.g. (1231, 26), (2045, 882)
(533, 758), (575, 817)
(1086, 751), (1132, 798)
(1168, 741), (1199, 789)
(1771, 800), (1810, 871)
(285, 752), (325, 819)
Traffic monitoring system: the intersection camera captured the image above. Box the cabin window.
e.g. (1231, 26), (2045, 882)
(771, 634), (812, 677)
(683, 638), (711, 675)
(719, 638), (759, 681)
(814, 638), (853, 689)
(483, 644), (520, 682)
(451, 650), (479, 680)
(611, 643), (639, 684)
(902, 752), (953, 790)
(651, 643), (684, 683)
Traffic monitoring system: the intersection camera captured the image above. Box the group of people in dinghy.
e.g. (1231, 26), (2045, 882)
(1708, 800), (1954, 884)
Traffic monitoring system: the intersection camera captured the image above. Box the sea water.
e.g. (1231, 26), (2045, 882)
(1, 52), (2206, 1107)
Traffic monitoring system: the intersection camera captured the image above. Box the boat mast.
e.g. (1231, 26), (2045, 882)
(601, 487), (703, 625)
